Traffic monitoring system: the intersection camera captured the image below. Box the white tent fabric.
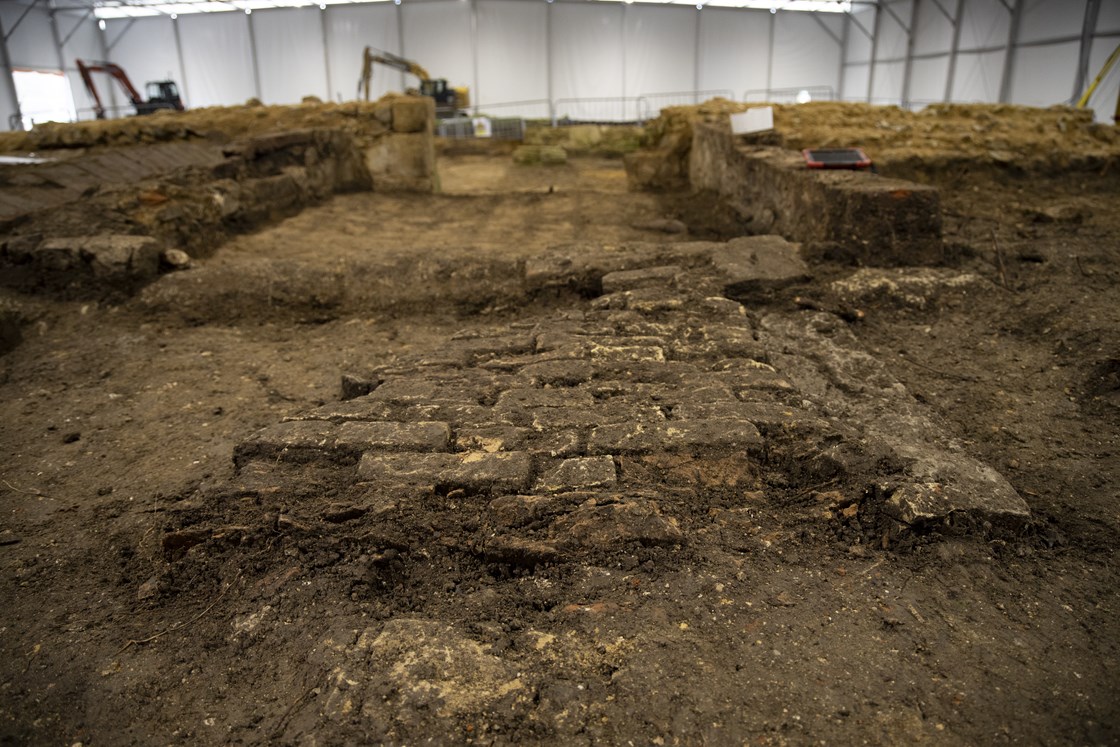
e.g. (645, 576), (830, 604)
(1019, 0), (1085, 45)
(771, 11), (843, 94)
(912, 1), (954, 57)
(104, 18), (185, 109)
(177, 13), (257, 108)
(4, 0), (1119, 131)
(908, 56), (950, 104)
(1010, 41), (1080, 106)
(254, 8), (329, 105)
(551, 3), (626, 120)
(958, 0), (1010, 52)
(624, 6), (696, 99)
(951, 50), (1006, 102)
(401, 1), (473, 97)
(697, 9), (770, 99)
(875, 0), (911, 61)
(476, 0), (548, 117)
(1, 3), (58, 70)
(325, 3), (401, 104)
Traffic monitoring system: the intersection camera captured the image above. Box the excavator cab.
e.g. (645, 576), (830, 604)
(145, 80), (181, 108)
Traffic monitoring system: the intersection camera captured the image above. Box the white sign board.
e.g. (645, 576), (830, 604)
(472, 117), (493, 138)
(730, 106), (774, 135)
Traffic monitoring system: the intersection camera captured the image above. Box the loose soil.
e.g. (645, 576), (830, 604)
(1, 141), (1118, 745)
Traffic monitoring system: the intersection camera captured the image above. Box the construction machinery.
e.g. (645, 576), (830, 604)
(358, 47), (469, 117)
(76, 59), (184, 120)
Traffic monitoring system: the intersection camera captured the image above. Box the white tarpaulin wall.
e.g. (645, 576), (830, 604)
(838, 0), (1119, 121)
(105, 18), (184, 110)
(4, 0), (1120, 130)
(325, 3), (400, 104)
(255, 8), (329, 105)
(697, 9), (770, 100)
(476, 0), (548, 118)
(177, 14), (257, 108)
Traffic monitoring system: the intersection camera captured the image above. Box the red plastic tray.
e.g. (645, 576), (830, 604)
(802, 148), (872, 170)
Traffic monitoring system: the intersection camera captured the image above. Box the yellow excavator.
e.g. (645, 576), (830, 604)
(358, 47), (470, 117)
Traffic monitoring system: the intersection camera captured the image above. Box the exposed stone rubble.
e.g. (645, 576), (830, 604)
(0, 95), (438, 297)
(228, 235), (1029, 566)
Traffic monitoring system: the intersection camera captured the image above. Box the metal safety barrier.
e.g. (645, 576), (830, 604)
(551, 97), (642, 126)
(743, 85), (836, 103)
(636, 89), (735, 122)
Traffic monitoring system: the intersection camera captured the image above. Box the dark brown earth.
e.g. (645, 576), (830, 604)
(1, 144), (1118, 745)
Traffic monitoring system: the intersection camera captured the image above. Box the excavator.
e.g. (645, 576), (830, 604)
(358, 47), (469, 117)
(76, 59), (184, 120)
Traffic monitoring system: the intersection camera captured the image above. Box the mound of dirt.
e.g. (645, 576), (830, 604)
(633, 98), (1120, 189)
(0, 94), (422, 153)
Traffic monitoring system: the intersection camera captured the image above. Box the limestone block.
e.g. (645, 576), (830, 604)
(535, 456), (617, 493)
(391, 96), (434, 133)
(35, 235), (162, 282)
(358, 451), (533, 494)
(365, 132), (436, 193)
(600, 265), (682, 294)
(336, 420), (451, 452)
(551, 499), (684, 548)
(709, 235), (810, 290)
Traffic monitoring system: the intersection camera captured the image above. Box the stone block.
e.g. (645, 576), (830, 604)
(518, 360), (597, 387)
(496, 387), (595, 409)
(356, 452), (457, 485)
(527, 429), (584, 458)
(709, 359), (794, 394)
(689, 123), (943, 264)
(600, 265), (682, 294)
(235, 420), (451, 466)
(391, 96), (434, 133)
(455, 425), (531, 453)
(535, 456), (617, 493)
(357, 451), (533, 494)
(488, 494), (561, 527)
(591, 288), (687, 314)
(234, 421), (339, 467)
(447, 452), (534, 493)
(336, 420), (451, 452)
(365, 132), (435, 193)
(708, 235), (809, 291)
(551, 498), (684, 549)
(35, 234), (162, 283)
(588, 419), (761, 455)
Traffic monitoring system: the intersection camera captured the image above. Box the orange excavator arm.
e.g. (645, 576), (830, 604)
(358, 47), (431, 101)
(77, 59), (144, 119)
